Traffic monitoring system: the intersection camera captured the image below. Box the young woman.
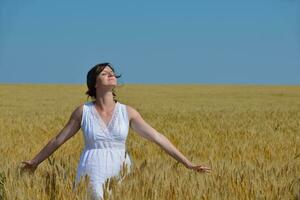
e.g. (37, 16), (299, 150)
(20, 63), (211, 199)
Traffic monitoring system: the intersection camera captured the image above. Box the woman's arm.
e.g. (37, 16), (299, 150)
(127, 105), (211, 173)
(20, 104), (83, 173)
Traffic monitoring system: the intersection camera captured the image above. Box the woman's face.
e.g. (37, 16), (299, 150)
(95, 66), (117, 89)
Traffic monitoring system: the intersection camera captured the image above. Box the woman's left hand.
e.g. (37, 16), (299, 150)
(187, 164), (211, 173)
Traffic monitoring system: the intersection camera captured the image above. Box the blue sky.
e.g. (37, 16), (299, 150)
(1, 0), (299, 84)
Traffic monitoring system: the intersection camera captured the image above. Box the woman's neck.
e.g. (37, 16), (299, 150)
(94, 92), (116, 110)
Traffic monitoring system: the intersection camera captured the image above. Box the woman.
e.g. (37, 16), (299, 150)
(20, 63), (211, 199)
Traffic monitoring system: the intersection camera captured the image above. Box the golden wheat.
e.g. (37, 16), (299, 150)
(0, 84), (299, 200)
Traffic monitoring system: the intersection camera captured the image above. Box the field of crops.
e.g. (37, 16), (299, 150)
(0, 84), (299, 199)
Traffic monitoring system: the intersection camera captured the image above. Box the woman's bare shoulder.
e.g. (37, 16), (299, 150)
(124, 104), (141, 120)
(71, 103), (85, 121)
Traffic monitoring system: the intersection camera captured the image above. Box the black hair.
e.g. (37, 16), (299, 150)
(85, 62), (122, 102)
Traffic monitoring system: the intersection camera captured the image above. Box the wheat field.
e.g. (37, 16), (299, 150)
(0, 84), (299, 200)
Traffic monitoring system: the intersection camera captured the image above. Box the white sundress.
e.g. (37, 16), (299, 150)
(74, 101), (132, 199)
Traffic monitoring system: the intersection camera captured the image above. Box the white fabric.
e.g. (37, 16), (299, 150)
(74, 101), (132, 199)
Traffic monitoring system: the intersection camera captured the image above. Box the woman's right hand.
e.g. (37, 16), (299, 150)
(19, 160), (38, 175)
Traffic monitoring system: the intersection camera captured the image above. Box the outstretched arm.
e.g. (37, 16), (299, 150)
(127, 106), (211, 173)
(20, 104), (83, 174)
